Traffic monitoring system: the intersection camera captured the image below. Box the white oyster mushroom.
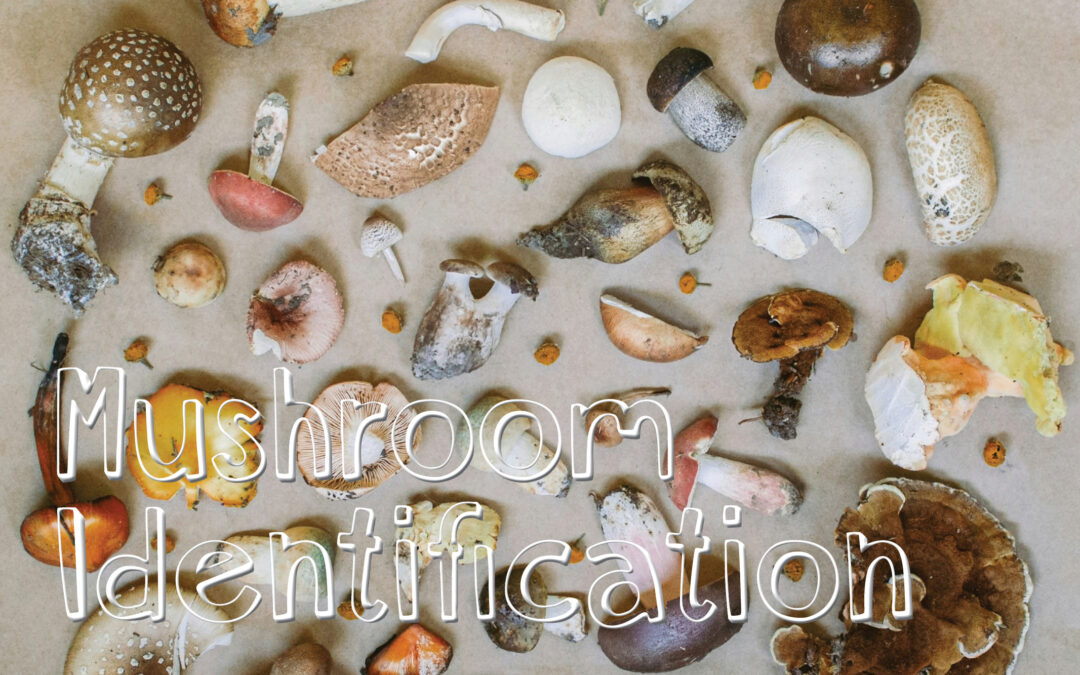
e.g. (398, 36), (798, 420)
(750, 117), (873, 259)
(406, 0), (565, 63)
(522, 56), (621, 159)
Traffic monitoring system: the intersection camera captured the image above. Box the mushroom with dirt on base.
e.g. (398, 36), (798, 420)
(648, 47), (746, 153)
(361, 213), (406, 283)
(405, 0), (566, 63)
(247, 260), (345, 364)
(201, 0), (371, 47)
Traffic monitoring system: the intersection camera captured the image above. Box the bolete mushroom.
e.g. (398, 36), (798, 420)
(647, 47), (746, 153)
(209, 92), (303, 231)
(593, 484), (743, 672)
(521, 56), (621, 159)
(201, 0), (369, 47)
(669, 415), (802, 515)
(364, 624), (453, 675)
(295, 381), (421, 499)
(600, 293), (708, 363)
(12, 29), (201, 313)
(361, 213), (405, 283)
(484, 565), (589, 652)
(247, 260), (345, 364)
(215, 526), (335, 602)
(270, 643), (333, 675)
(732, 289), (854, 440)
(771, 478), (1031, 674)
(412, 259), (538, 380)
(153, 240), (226, 308)
(584, 387), (671, 447)
(518, 160), (713, 262)
(405, 0), (565, 63)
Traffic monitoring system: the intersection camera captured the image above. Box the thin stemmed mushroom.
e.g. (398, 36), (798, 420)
(361, 214), (406, 283)
(405, 0), (565, 63)
(209, 92), (303, 231)
(634, 0), (698, 27)
(201, 0), (370, 47)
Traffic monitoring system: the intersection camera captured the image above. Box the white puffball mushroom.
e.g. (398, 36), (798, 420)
(153, 241), (226, 308)
(521, 56), (621, 159)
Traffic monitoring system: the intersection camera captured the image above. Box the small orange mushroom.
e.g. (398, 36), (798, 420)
(983, 437), (1006, 467)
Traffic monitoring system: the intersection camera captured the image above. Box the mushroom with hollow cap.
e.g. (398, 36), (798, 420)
(247, 260), (345, 364)
(12, 29), (202, 314)
(361, 213), (406, 283)
(600, 294), (708, 363)
(648, 47), (746, 153)
(484, 565), (589, 652)
(405, 0), (565, 63)
(364, 624), (454, 675)
(209, 92), (303, 231)
(201, 0), (370, 47)
(296, 381), (421, 499)
(593, 484), (743, 672)
(732, 289), (854, 440)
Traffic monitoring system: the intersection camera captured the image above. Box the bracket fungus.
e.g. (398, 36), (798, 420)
(593, 484), (743, 672)
(247, 260), (345, 364)
(210, 92), (303, 231)
(866, 274), (1072, 470)
(518, 160), (713, 263)
(296, 381), (421, 499)
(732, 289), (854, 440)
(633, 0), (698, 28)
(12, 29), (201, 313)
(771, 477), (1031, 675)
(314, 83), (498, 199)
(412, 259), (538, 380)
(648, 47), (746, 153)
(601, 294), (708, 363)
(521, 56), (621, 159)
(201, 0), (369, 47)
(365, 624), (454, 675)
(216, 526), (335, 602)
(361, 213), (406, 283)
(405, 0), (565, 63)
(484, 565), (589, 652)
(153, 240), (226, 308)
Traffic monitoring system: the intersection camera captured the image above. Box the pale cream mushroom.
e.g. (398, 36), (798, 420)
(360, 214), (405, 283)
(405, 0), (566, 63)
(634, 0), (698, 27)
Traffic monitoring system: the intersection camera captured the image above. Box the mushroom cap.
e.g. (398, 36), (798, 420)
(360, 214), (403, 257)
(296, 381), (420, 500)
(521, 56), (622, 159)
(247, 260), (344, 364)
(208, 169), (303, 232)
(732, 289), (853, 363)
(647, 47), (714, 112)
(632, 160), (714, 254)
(153, 240), (226, 308)
(483, 566), (549, 653)
(439, 258), (487, 278)
(65, 580), (233, 674)
(201, 0), (278, 47)
(668, 415), (718, 511)
(600, 293), (708, 363)
(21, 495), (128, 572)
(60, 29), (201, 158)
(486, 261), (539, 300)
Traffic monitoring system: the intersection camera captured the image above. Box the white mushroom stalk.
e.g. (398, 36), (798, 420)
(274, 0), (369, 17)
(634, 0), (697, 27)
(40, 136), (114, 208)
(249, 92), (289, 185)
(544, 594), (589, 642)
(406, 0), (566, 63)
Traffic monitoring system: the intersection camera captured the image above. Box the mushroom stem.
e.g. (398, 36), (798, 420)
(692, 452), (802, 516)
(39, 136), (114, 207)
(666, 75), (745, 153)
(382, 247), (405, 283)
(248, 93), (289, 186)
(763, 347), (822, 440)
(275, 0), (368, 17)
(406, 0), (566, 63)
(543, 594), (589, 642)
(633, 0), (697, 27)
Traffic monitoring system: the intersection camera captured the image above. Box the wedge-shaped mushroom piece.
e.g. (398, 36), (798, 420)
(406, 0), (566, 63)
(296, 381), (421, 499)
(248, 260), (345, 364)
(125, 383), (263, 509)
(365, 624), (453, 675)
(750, 117), (872, 260)
(216, 526), (335, 602)
(65, 581), (233, 674)
(412, 259), (538, 380)
(270, 643), (332, 675)
(314, 83), (498, 199)
(484, 566), (589, 652)
(770, 478), (1031, 675)
(601, 293), (708, 362)
(521, 56), (621, 159)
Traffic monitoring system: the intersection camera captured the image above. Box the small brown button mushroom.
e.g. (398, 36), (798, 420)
(361, 213), (406, 283)
(585, 387), (671, 447)
(775, 0), (921, 96)
(365, 624), (453, 675)
(201, 0), (369, 47)
(209, 93), (303, 231)
(484, 566), (589, 653)
(648, 47), (746, 153)
(732, 289), (853, 440)
(247, 260), (344, 364)
(270, 643), (332, 675)
(153, 241), (226, 308)
(600, 294), (708, 363)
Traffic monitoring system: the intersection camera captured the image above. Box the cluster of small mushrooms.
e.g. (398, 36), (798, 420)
(8, 0), (1069, 673)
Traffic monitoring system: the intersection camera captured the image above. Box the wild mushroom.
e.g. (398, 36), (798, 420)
(295, 381), (421, 499)
(314, 83), (499, 199)
(600, 294), (708, 362)
(732, 289), (854, 440)
(668, 415), (802, 515)
(633, 0), (698, 27)
(405, 0), (565, 63)
(593, 484), (743, 672)
(21, 333), (128, 572)
(584, 387), (671, 447)
(412, 259), (538, 380)
(521, 56), (621, 158)
(484, 565), (589, 652)
(215, 526), (335, 602)
(364, 624), (453, 675)
(65, 581), (233, 673)
(270, 643), (333, 675)
(153, 240), (226, 308)
(361, 213), (405, 283)
(125, 383), (264, 509)
(201, 0), (369, 47)
(518, 160), (713, 262)
(866, 275), (1072, 470)
(647, 47), (746, 153)
(12, 29), (201, 314)
(247, 260), (345, 364)
(750, 117), (873, 259)
(771, 478), (1031, 674)
(457, 394), (571, 497)
(209, 92), (303, 231)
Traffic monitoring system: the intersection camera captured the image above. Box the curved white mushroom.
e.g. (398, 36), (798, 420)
(406, 0), (565, 64)
(633, 0), (698, 28)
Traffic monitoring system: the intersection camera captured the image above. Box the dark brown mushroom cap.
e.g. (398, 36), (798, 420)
(59, 29), (201, 158)
(647, 47), (714, 112)
(483, 566), (549, 653)
(246, 260), (344, 364)
(487, 262), (539, 300)
(732, 289), (853, 363)
(440, 259), (487, 278)
(633, 160), (714, 254)
(201, 0), (279, 47)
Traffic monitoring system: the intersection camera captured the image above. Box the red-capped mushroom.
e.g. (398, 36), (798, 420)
(247, 260), (344, 364)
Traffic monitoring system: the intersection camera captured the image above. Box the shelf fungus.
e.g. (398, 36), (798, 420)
(600, 294), (708, 362)
(750, 117), (872, 260)
(405, 0), (566, 64)
(201, 0), (370, 47)
(13, 30), (201, 313)
(314, 83), (498, 199)
(365, 624), (453, 675)
(412, 259), (538, 380)
(866, 274), (1072, 470)
(484, 565), (589, 652)
(771, 478), (1031, 675)
(125, 383), (264, 509)
(216, 526), (335, 602)
(248, 260), (345, 364)
(518, 160), (713, 263)
(648, 47), (746, 153)
(733, 289), (854, 440)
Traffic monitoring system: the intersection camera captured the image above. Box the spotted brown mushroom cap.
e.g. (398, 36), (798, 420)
(647, 47), (714, 112)
(246, 260), (345, 364)
(59, 29), (201, 158)
(733, 289), (853, 363)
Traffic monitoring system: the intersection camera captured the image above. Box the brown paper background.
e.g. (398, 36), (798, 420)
(2, 0), (1078, 672)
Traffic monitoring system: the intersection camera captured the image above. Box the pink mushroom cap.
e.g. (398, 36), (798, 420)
(209, 169), (303, 232)
(246, 260), (344, 364)
(668, 414), (719, 510)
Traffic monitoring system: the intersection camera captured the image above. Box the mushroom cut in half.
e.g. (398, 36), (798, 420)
(297, 381), (421, 500)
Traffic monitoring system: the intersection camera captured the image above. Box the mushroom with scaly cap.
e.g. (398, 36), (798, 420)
(247, 260), (345, 364)
(360, 214), (406, 283)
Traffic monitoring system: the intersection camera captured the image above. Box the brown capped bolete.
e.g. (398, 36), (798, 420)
(13, 29), (201, 313)
(648, 47), (745, 153)
(365, 624), (453, 675)
(732, 289), (853, 440)
(775, 0), (921, 96)
(247, 260), (345, 364)
(483, 565), (589, 652)
(202, 0), (369, 47)
(209, 93), (303, 231)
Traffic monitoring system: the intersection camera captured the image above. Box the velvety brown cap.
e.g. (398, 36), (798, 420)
(647, 47), (714, 112)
